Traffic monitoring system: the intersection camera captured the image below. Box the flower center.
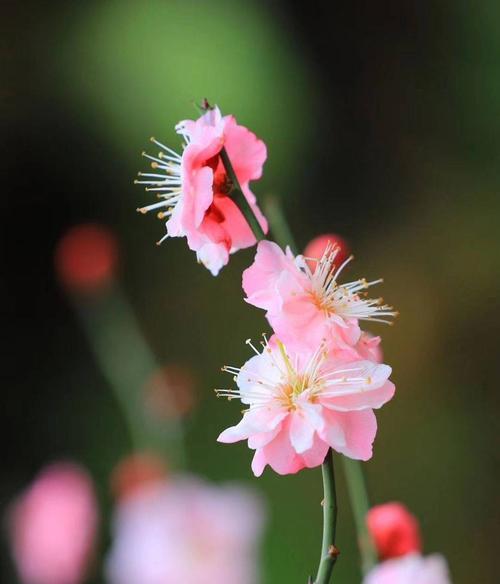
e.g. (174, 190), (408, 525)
(276, 341), (323, 409)
(279, 374), (318, 409)
(304, 244), (397, 323)
(204, 154), (233, 195)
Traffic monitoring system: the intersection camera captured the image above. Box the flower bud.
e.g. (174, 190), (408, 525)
(367, 502), (422, 560)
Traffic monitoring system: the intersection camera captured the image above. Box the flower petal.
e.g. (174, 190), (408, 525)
(299, 435), (330, 468)
(320, 361), (394, 411)
(217, 407), (286, 444)
(223, 116), (267, 184)
(289, 411), (316, 454)
(321, 409), (377, 461)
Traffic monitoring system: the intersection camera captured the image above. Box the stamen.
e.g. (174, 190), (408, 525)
(303, 243), (397, 323)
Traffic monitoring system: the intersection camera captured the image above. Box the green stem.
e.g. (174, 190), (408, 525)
(341, 458), (377, 574)
(263, 195), (298, 253)
(219, 147), (266, 242)
(315, 449), (339, 584)
(73, 285), (187, 467)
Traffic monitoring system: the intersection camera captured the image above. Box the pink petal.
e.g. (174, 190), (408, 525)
(186, 165), (214, 228)
(289, 411), (316, 454)
(299, 435), (330, 468)
(251, 450), (268, 477)
(323, 380), (395, 412)
(321, 409), (377, 461)
(320, 362), (394, 412)
(243, 241), (292, 311)
(222, 116), (267, 185)
(210, 196), (256, 252)
(248, 426), (281, 449)
(196, 242), (230, 276)
(252, 419), (305, 476)
(217, 408), (286, 444)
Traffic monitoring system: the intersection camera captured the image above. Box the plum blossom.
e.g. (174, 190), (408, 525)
(242, 241), (397, 351)
(217, 335), (395, 476)
(8, 463), (98, 584)
(367, 502), (422, 560)
(136, 106), (268, 275)
(106, 476), (265, 584)
(363, 554), (452, 584)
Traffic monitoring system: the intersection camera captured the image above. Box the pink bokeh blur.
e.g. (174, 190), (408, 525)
(9, 462), (98, 584)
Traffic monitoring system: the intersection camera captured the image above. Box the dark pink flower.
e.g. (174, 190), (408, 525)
(137, 107), (267, 275)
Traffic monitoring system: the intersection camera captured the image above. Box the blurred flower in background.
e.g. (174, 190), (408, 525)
(367, 502), (421, 561)
(110, 452), (167, 502)
(143, 364), (196, 422)
(106, 475), (265, 584)
(54, 224), (119, 293)
(8, 463), (98, 584)
(304, 234), (350, 273)
(363, 554), (452, 584)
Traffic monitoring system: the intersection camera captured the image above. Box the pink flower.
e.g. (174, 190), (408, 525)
(136, 106), (268, 275)
(367, 502), (422, 560)
(363, 554), (452, 584)
(8, 463), (98, 584)
(106, 476), (265, 584)
(242, 241), (396, 352)
(217, 336), (395, 476)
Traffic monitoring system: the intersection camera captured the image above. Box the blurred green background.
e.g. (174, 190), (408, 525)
(3, 1), (500, 582)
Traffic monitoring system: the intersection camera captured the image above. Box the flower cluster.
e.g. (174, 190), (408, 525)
(131, 105), (456, 584)
(136, 106), (267, 275)
(217, 240), (397, 476)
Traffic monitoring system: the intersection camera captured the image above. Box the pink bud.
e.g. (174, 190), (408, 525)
(303, 233), (349, 272)
(367, 502), (422, 560)
(55, 224), (118, 292)
(9, 463), (98, 584)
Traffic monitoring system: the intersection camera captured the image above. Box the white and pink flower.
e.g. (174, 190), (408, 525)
(136, 106), (268, 275)
(242, 241), (396, 352)
(217, 335), (395, 476)
(363, 554), (452, 584)
(106, 476), (265, 584)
